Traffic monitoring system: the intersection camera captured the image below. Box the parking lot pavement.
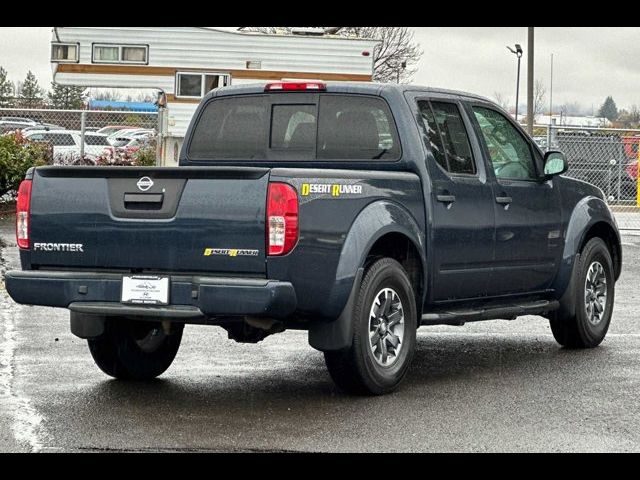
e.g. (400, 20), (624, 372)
(1, 215), (639, 452)
(613, 211), (640, 232)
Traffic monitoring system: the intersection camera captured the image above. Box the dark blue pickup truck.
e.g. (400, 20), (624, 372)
(5, 81), (622, 395)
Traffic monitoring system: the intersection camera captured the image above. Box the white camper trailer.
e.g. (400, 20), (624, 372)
(50, 27), (380, 165)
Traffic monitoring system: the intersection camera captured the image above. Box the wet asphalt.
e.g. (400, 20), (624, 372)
(1, 215), (639, 453)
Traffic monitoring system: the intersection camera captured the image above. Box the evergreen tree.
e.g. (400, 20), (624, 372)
(598, 96), (618, 121)
(18, 71), (44, 108)
(0, 66), (14, 107)
(48, 82), (86, 109)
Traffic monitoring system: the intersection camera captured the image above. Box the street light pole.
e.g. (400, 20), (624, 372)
(549, 53), (554, 120)
(396, 60), (407, 84)
(527, 27), (535, 135)
(507, 44), (523, 122)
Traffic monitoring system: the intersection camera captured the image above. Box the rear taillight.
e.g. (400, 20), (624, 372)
(265, 81), (326, 92)
(266, 182), (299, 256)
(16, 179), (32, 249)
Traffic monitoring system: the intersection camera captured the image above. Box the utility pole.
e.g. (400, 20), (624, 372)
(549, 53), (553, 120)
(527, 27), (534, 135)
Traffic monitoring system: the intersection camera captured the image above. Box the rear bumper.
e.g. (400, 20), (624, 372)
(4, 270), (297, 319)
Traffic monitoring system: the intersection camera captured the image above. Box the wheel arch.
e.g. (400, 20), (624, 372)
(551, 196), (622, 320)
(579, 221), (621, 281)
(309, 200), (426, 352)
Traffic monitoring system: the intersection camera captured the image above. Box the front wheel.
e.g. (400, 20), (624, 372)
(324, 258), (417, 395)
(88, 318), (183, 380)
(550, 237), (615, 348)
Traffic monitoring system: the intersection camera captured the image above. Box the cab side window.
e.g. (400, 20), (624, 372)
(417, 100), (476, 175)
(472, 106), (537, 181)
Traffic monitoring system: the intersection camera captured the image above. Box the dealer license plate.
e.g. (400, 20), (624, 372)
(121, 275), (169, 305)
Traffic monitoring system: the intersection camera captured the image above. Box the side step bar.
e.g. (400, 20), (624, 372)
(421, 299), (559, 326)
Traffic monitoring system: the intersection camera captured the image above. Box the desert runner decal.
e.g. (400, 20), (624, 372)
(203, 248), (259, 257)
(300, 183), (363, 197)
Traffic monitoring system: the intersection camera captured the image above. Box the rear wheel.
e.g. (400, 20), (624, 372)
(550, 237), (615, 348)
(324, 258), (417, 395)
(88, 318), (183, 380)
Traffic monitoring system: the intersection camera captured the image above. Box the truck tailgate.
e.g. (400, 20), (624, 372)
(28, 166), (269, 275)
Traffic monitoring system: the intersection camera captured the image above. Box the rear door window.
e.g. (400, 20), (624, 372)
(417, 101), (448, 172)
(317, 95), (399, 160)
(418, 101), (476, 175)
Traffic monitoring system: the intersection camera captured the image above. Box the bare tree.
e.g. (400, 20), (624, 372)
(559, 101), (582, 116)
(493, 92), (510, 111)
(243, 27), (423, 83)
(533, 79), (546, 119)
(629, 104), (640, 123)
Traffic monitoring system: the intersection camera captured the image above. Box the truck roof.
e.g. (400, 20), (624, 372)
(209, 81), (494, 104)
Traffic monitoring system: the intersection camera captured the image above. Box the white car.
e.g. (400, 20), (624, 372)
(107, 128), (154, 145)
(23, 130), (111, 165)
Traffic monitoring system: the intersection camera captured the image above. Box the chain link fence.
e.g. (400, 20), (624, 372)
(0, 107), (159, 166)
(535, 124), (640, 231)
(2, 108), (639, 230)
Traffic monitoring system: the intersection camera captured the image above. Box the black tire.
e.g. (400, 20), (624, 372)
(88, 318), (183, 380)
(324, 258), (417, 395)
(550, 237), (615, 348)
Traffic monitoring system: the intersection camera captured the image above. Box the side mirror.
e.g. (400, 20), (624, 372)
(544, 150), (568, 177)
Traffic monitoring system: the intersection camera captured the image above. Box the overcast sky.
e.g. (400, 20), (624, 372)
(0, 27), (637, 112)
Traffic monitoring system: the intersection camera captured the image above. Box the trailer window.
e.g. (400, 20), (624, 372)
(188, 96), (268, 160)
(94, 46), (119, 62)
(51, 43), (79, 63)
(177, 74), (202, 98)
(93, 44), (148, 64)
(176, 72), (230, 98)
(122, 46), (147, 63)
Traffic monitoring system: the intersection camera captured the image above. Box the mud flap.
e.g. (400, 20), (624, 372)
(550, 253), (580, 322)
(308, 268), (364, 352)
(70, 311), (106, 339)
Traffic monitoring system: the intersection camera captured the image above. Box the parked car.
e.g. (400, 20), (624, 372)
(106, 128), (154, 145)
(101, 136), (154, 162)
(5, 82), (621, 395)
(21, 123), (67, 133)
(23, 129), (110, 165)
(532, 136), (548, 149)
(557, 131), (637, 201)
(96, 125), (138, 136)
(0, 116), (37, 124)
(0, 120), (38, 134)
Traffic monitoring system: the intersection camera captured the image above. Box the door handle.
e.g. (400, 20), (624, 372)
(436, 194), (456, 203)
(495, 196), (513, 204)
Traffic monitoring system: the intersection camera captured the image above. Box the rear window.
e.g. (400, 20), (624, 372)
(188, 96), (268, 160)
(43, 133), (76, 146)
(111, 137), (132, 147)
(85, 134), (110, 146)
(270, 104), (316, 150)
(317, 96), (399, 160)
(187, 94), (400, 161)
